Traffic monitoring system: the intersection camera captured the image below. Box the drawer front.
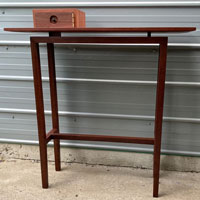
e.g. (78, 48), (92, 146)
(33, 11), (75, 28)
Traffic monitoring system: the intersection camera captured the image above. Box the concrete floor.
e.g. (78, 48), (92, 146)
(0, 159), (200, 200)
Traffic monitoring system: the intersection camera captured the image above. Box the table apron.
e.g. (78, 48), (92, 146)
(30, 36), (167, 45)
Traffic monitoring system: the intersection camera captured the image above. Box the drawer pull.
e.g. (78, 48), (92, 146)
(50, 15), (58, 24)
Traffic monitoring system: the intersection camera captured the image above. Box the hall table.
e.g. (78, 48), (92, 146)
(4, 27), (196, 197)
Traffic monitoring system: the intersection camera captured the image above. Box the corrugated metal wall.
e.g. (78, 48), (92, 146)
(0, 0), (200, 156)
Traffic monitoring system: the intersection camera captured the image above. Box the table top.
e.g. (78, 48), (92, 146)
(4, 27), (196, 33)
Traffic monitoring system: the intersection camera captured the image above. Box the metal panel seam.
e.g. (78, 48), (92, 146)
(0, 108), (200, 123)
(0, 41), (200, 48)
(1, 2), (200, 8)
(1, 138), (200, 157)
(0, 76), (200, 87)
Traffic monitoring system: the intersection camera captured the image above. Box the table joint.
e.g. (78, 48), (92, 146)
(46, 128), (58, 144)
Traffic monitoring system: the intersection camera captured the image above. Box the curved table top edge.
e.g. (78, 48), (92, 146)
(4, 27), (196, 33)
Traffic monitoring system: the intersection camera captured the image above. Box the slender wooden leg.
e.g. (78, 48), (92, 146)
(153, 38), (168, 197)
(31, 39), (48, 188)
(47, 43), (61, 171)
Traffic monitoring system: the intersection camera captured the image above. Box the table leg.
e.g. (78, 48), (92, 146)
(31, 39), (48, 188)
(153, 39), (168, 197)
(47, 43), (61, 171)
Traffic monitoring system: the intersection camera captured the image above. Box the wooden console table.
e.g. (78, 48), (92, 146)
(4, 27), (196, 197)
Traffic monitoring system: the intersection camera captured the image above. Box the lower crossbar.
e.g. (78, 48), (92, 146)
(51, 133), (154, 145)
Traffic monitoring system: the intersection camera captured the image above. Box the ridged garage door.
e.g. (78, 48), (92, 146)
(0, 0), (200, 156)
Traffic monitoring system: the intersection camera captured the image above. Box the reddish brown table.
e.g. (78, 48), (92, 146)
(5, 27), (196, 197)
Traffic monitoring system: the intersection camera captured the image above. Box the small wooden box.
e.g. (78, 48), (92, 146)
(33, 9), (85, 28)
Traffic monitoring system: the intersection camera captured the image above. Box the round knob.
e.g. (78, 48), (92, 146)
(50, 15), (58, 24)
